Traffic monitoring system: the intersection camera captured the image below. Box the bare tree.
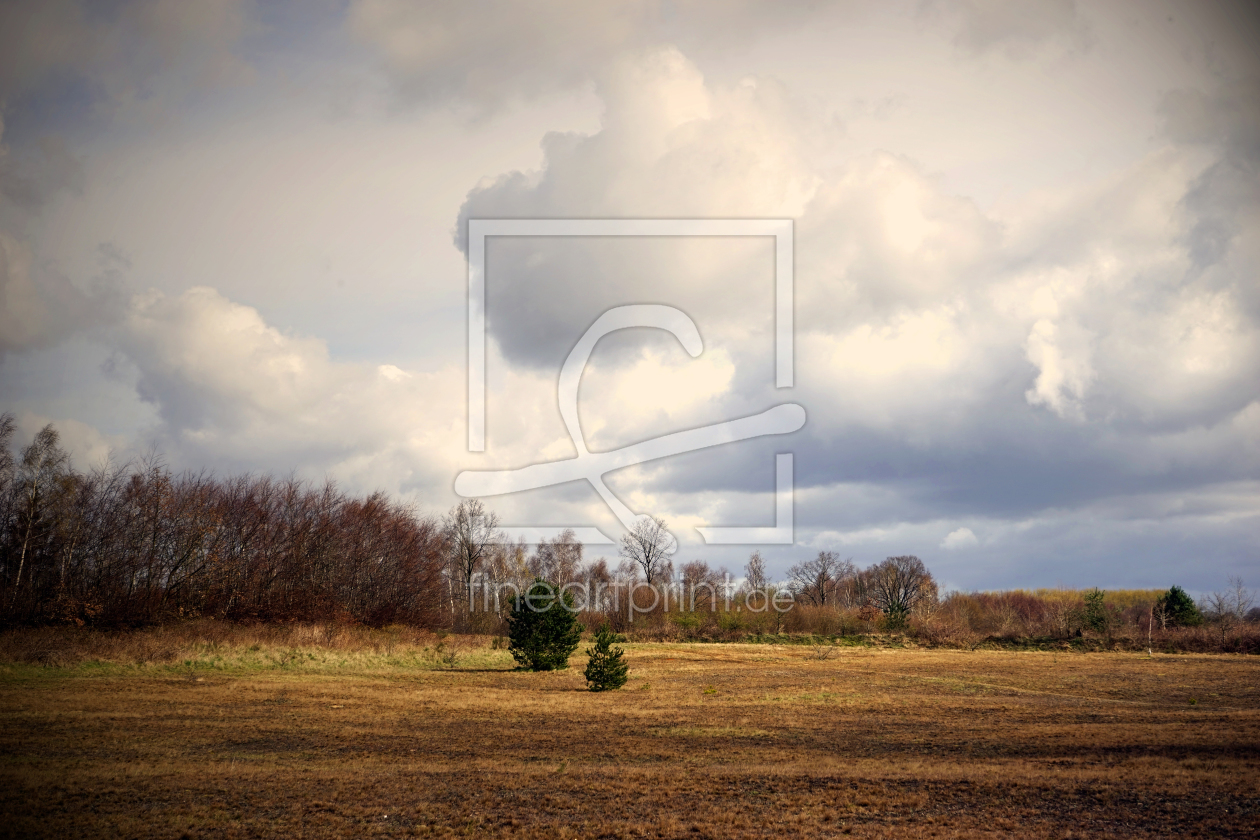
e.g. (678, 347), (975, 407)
(680, 560), (726, 611)
(0, 420), (450, 628)
(1203, 578), (1254, 648)
(787, 551), (854, 607)
(529, 528), (583, 589)
(442, 499), (501, 622)
(0, 413), (15, 486)
(581, 557), (616, 613)
(744, 551), (767, 592)
(481, 535), (530, 612)
(9, 424), (70, 608)
(1229, 577), (1255, 618)
(866, 555), (936, 628)
(618, 515), (675, 585)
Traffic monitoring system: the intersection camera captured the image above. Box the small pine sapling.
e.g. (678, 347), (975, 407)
(584, 621), (629, 691)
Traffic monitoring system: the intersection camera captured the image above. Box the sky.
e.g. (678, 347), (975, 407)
(1, 0), (1257, 592)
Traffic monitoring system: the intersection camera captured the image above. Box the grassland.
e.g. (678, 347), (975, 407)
(1, 624), (1258, 838)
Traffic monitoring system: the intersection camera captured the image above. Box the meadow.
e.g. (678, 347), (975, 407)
(1, 623), (1257, 839)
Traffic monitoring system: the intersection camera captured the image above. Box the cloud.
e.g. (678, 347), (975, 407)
(348, 0), (829, 107)
(0, 117), (117, 360)
(797, 151), (1000, 319)
(113, 285), (468, 490)
(0, 133), (84, 214)
(455, 48), (817, 373)
(451, 43), (1260, 546)
(1160, 78), (1260, 272)
(0, 0), (253, 110)
(940, 527), (978, 550)
(347, 0), (653, 105)
(3, 0), (1258, 587)
(1023, 318), (1093, 419)
(922, 0), (1091, 59)
(1161, 79), (1260, 160)
(10, 411), (124, 470)
(108, 285), (689, 529)
(0, 231), (99, 359)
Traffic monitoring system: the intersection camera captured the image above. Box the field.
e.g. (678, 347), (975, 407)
(1, 626), (1258, 838)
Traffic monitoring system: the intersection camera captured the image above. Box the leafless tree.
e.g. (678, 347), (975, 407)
(1229, 577), (1255, 619)
(866, 555), (936, 627)
(744, 551), (767, 592)
(0, 420), (450, 628)
(1152, 597), (1170, 631)
(581, 557), (616, 613)
(479, 536), (530, 612)
(442, 499), (501, 623)
(680, 560), (726, 611)
(0, 414), (15, 487)
(9, 424), (70, 609)
(786, 551), (854, 607)
(618, 515), (674, 585)
(529, 528), (583, 589)
(1203, 578), (1255, 648)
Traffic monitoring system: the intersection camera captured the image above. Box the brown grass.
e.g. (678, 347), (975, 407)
(1, 625), (1258, 838)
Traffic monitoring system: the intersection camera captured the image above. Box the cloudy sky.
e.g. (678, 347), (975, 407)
(2, 0), (1257, 591)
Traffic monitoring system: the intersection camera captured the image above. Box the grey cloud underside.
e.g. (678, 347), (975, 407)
(613, 399), (1254, 516)
(471, 236), (777, 371)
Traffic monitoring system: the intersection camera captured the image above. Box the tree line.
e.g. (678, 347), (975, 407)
(0, 417), (444, 627)
(1, 415), (1254, 652)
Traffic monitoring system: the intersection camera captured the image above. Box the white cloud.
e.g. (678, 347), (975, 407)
(115, 286), (468, 492)
(1023, 318), (1093, 419)
(941, 527), (979, 550)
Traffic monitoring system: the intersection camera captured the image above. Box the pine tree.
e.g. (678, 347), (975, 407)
(1156, 585), (1203, 627)
(507, 579), (581, 671)
(1082, 588), (1112, 634)
(584, 621), (629, 691)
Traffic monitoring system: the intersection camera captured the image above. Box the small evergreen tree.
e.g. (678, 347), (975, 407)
(507, 579), (581, 671)
(1082, 588), (1111, 633)
(1155, 585), (1203, 627)
(584, 621), (629, 692)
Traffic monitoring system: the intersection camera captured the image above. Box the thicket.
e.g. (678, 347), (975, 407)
(0, 417), (445, 628)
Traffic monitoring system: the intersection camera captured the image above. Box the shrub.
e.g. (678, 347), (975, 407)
(584, 621), (629, 691)
(507, 579), (581, 671)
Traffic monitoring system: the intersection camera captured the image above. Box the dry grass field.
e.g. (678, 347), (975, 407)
(1, 625), (1258, 838)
